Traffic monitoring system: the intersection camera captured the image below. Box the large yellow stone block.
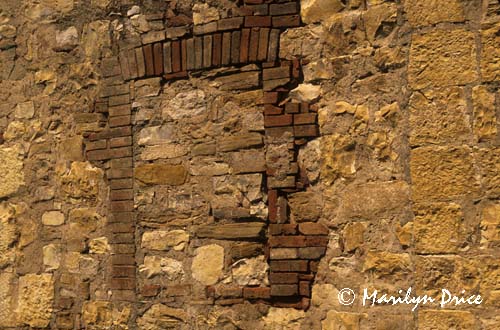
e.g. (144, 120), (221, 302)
(418, 310), (476, 330)
(404, 0), (465, 27)
(409, 29), (478, 89)
(472, 86), (497, 141)
(409, 87), (471, 146)
(18, 274), (54, 328)
(481, 24), (500, 82)
(410, 146), (479, 202)
(414, 202), (465, 253)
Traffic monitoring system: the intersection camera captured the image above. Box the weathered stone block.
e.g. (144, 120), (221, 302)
(410, 146), (479, 202)
(0, 146), (23, 198)
(404, 0), (466, 27)
(480, 203), (500, 249)
(322, 311), (363, 330)
(18, 274), (54, 328)
(363, 251), (411, 279)
(142, 230), (189, 251)
(481, 23), (500, 82)
(409, 87), (471, 146)
(135, 164), (187, 185)
(197, 223), (265, 239)
(472, 86), (497, 141)
(418, 310), (476, 330)
(218, 133), (263, 152)
(409, 28), (477, 89)
(414, 202), (465, 254)
(477, 147), (500, 197)
(192, 244), (224, 285)
(288, 192), (322, 222)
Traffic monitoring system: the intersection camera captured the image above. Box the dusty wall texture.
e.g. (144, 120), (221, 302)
(0, 0), (499, 329)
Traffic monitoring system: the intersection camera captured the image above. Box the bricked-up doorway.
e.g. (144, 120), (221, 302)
(85, 0), (327, 321)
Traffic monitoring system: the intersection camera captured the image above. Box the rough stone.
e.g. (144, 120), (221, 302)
(300, 0), (344, 24)
(139, 255), (184, 279)
(42, 210), (65, 226)
(481, 203), (500, 249)
(192, 244), (224, 285)
(321, 134), (356, 185)
(138, 125), (175, 145)
(289, 83), (321, 102)
(18, 274), (54, 328)
(15, 101), (35, 119)
(142, 230), (189, 251)
(55, 26), (78, 51)
(322, 311), (363, 330)
(218, 133), (263, 152)
(135, 164), (187, 185)
(137, 304), (187, 330)
(0, 204), (17, 268)
(418, 310), (476, 330)
(481, 23), (500, 82)
(477, 147), (500, 197)
(404, 0), (465, 27)
(472, 86), (497, 141)
(231, 256), (269, 286)
(363, 251), (411, 278)
(140, 144), (188, 160)
(43, 244), (62, 271)
(0, 146), (24, 198)
(193, 3), (219, 25)
(288, 192), (322, 222)
(263, 308), (305, 330)
(409, 28), (477, 89)
(0, 273), (15, 327)
(414, 203), (465, 254)
(410, 146), (479, 202)
(343, 222), (366, 252)
(163, 90), (207, 120)
(89, 237), (110, 254)
(409, 87), (471, 146)
(197, 223), (265, 239)
(59, 162), (104, 200)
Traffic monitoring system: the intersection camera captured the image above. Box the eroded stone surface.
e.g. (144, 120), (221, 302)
(18, 274), (54, 328)
(192, 244), (224, 285)
(0, 147), (24, 198)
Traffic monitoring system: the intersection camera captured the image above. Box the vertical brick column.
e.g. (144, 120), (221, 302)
(86, 55), (136, 302)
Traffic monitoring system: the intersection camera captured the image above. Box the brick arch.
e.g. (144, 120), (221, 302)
(85, 0), (327, 313)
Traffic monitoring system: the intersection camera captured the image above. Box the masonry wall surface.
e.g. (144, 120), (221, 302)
(0, 0), (499, 329)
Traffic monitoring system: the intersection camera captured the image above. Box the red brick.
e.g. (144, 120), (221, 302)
(264, 92), (279, 104)
(270, 3), (298, 15)
(143, 44), (154, 76)
(87, 149), (111, 161)
(240, 28), (251, 63)
(243, 287), (271, 299)
(165, 285), (191, 297)
(135, 47), (146, 77)
(171, 40), (181, 72)
(110, 290), (135, 302)
(108, 94), (130, 107)
(299, 281), (311, 297)
(206, 286), (216, 298)
(186, 38), (195, 70)
(269, 224), (297, 235)
(112, 265), (136, 278)
(269, 272), (299, 284)
(268, 29), (280, 62)
(126, 50), (138, 79)
(218, 17), (244, 31)
(216, 298), (244, 305)
(109, 115), (131, 127)
(111, 254), (135, 265)
(109, 104), (131, 117)
(298, 247), (326, 259)
(108, 211), (135, 223)
(164, 71), (188, 80)
(264, 104), (283, 115)
(118, 51), (131, 80)
(153, 42), (163, 75)
(109, 234), (132, 245)
(245, 16), (271, 27)
(108, 168), (133, 180)
(110, 178), (133, 190)
(294, 125), (319, 137)
(300, 102), (310, 113)
(222, 32), (232, 65)
(110, 136), (132, 148)
(305, 236), (329, 247)
(231, 31), (241, 64)
(265, 126), (294, 139)
(272, 15), (301, 27)
(269, 236), (306, 248)
(86, 140), (107, 151)
(268, 189), (278, 222)
(141, 284), (160, 297)
(285, 102), (300, 113)
(271, 284), (298, 296)
(163, 42), (172, 73)
(110, 201), (134, 212)
(258, 28), (269, 61)
(110, 278), (135, 290)
(181, 39), (187, 71)
(310, 261), (320, 273)
(213, 33), (222, 67)
(112, 243), (135, 254)
(215, 285), (243, 298)
(265, 114), (292, 127)
(249, 28), (260, 62)
(270, 260), (308, 272)
(292, 58), (301, 78)
(298, 222), (328, 235)
(111, 157), (132, 169)
(110, 189), (133, 201)
(277, 196), (288, 223)
(203, 35), (213, 67)
(89, 126), (131, 141)
(263, 66), (290, 80)
(109, 223), (134, 233)
(244, 0), (264, 4)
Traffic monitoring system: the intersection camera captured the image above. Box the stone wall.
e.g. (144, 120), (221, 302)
(0, 0), (499, 329)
